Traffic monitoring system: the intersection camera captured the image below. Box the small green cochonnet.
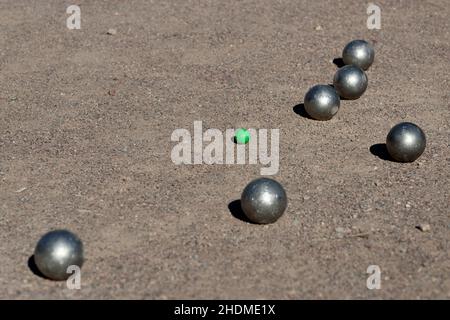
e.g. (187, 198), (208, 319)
(235, 128), (250, 144)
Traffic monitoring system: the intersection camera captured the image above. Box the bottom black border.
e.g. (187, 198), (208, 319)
(1, 300), (447, 319)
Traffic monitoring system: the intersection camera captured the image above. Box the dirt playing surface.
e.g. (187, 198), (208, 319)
(0, 0), (449, 299)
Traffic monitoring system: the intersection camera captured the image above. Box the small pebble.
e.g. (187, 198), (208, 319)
(107, 28), (117, 35)
(416, 224), (431, 232)
(335, 227), (345, 233)
(335, 227), (350, 238)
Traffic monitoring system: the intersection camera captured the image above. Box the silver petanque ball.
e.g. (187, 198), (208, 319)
(333, 65), (368, 100)
(304, 85), (340, 120)
(342, 39), (375, 70)
(386, 122), (426, 162)
(34, 230), (84, 280)
(241, 178), (287, 224)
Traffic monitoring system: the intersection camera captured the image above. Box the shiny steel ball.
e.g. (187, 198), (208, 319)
(342, 39), (375, 70)
(304, 85), (340, 120)
(386, 122), (426, 162)
(34, 230), (84, 280)
(333, 65), (368, 100)
(241, 178), (287, 224)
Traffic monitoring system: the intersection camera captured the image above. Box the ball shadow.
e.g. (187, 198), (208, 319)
(333, 57), (345, 68)
(370, 143), (394, 161)
(228, 200), (256, 224)
(292, 103), (313, 120)
(27, 255), (50, 280)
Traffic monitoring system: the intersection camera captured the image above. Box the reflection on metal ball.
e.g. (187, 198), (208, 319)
(386, 122), (426, 162)
(241, 178), (287, 224)
(342, 39), (375, 70)
(34, 230), (84, 280)
(304, 85), (340, 120)
(333, 65), (368, 100)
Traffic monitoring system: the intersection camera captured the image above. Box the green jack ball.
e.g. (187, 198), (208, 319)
(235, 128), (250, 144)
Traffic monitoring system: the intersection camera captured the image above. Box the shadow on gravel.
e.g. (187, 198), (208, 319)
(333, 57), (345, 68)
(27, 255), (49, 280)
(292, 103), (313, 120)
(370, 143), (394, 161)
(228, 200), (256, 224)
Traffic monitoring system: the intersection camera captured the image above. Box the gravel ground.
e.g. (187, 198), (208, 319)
(0, 0), (449, 299)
